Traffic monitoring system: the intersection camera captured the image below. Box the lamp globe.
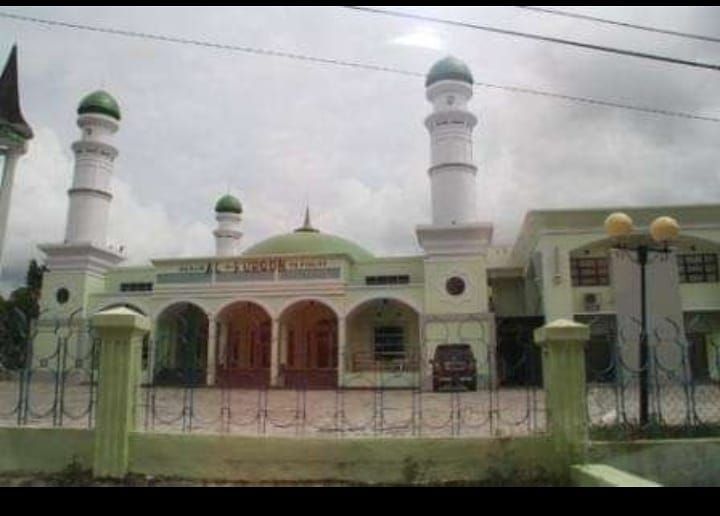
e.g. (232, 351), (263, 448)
(650, 216), (680, 243)
(605, 212), (634, 238)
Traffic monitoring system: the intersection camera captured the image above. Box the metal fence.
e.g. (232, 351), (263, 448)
(139, 314), (546, 437)
(581, 314), (720, 438)
(0, 309), (98, 429)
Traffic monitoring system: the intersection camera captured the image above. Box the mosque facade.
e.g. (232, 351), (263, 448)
(10, 52), (718, 389)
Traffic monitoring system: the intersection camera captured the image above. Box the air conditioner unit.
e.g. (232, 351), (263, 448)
(584, 293), (601, 312)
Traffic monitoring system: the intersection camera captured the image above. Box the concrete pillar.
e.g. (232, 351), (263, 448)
(219, 321), (228, 367)
(540, 243), (574, 321)
(206, 313), (216, 386)
(337, 317), (346, 387)
(534, 318), (590, 462)
(0, 149), (21, 271)
(91, 307), (150, 478)
(708, 333), (720, 382)
(270, 318), (280, 387)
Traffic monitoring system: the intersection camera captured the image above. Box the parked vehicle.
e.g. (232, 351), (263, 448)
(431, 344), (477, 391)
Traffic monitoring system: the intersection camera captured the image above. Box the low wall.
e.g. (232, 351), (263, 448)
(128, 434), (565, 485)
(0, 428), (94, 474)
(571, 464), (660, 487)
(589, 438), (720, 486)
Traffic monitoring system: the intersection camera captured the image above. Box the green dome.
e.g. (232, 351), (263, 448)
(425, 56), (474, 87)
(243, 231), (374, 262)
(215, 194), (242, 214)
(77, 90), (121, 120)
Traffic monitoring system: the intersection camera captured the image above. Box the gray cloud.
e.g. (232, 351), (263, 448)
(0, 6), (718, 291)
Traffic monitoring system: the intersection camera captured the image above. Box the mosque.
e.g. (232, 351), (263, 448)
(2, 47), (719, 389)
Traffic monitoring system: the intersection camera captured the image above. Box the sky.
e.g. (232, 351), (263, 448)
(0, 5), (718, 293)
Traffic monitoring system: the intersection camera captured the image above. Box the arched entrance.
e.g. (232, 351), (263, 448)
(280, 300), (338, 389)
(154, 302), (208, 386)
(216, 301), (272, 388)
(346, 298), (421, 374)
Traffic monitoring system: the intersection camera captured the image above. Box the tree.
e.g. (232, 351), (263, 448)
(0, 259), (47, 370)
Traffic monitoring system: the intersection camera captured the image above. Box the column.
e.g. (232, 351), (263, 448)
(540, 242), (574, 321)
(206, 313), (216, 386)
(337, 316), (346, 388)
(270, 318), (280, 387)
(91, 307), (150, 478)
(0, 149), (20, 270)
(534, 318), (590, 463)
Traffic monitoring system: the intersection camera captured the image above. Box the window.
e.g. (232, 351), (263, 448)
(374, 326), (404, 360)
(365, 275), (410, 286)
(120, 282), (153, 292)
(677, 254), (719, 284)
(571, 257), (609, 286)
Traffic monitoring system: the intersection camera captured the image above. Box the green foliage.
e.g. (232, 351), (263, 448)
(0, 259), (46, 370)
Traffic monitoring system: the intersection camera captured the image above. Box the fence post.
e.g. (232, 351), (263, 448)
(91, 307), (150, 478)
(534, 318), (590, 464)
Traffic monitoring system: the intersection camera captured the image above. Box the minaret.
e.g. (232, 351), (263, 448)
(213, 194), (243, 256)
(64, 90), (121, 246)
(0, 45), (33, 273)
(38, 90), (124, 321)
(416, 56), (493, 256)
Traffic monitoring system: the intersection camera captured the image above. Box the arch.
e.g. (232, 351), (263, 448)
(215, 300), (273, 388)
(345, 295), (422, 320)
(278, 298), (339, 389)
(278, 296), (341, 321)
(152, 298), (211, 321)
(215, 297), (276, 321)
(153, 301), (210, 386)
(345, 297), (422, 374)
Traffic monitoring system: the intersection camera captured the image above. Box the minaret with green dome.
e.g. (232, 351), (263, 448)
(213, 193), (243, 256)
(62, 89), (123, 247)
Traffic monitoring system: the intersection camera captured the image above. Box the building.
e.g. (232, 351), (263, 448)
(32, 55), (720, 389)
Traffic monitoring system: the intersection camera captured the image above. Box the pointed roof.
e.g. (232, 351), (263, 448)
(0, 45), (33, 141)
(294, 206), (319, 233)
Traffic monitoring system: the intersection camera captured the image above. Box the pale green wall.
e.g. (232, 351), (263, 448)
(0, 428), (94, 474)
(490, 277), (526, 316)
(424, 257), (488, 314)
(128, 433), (565, 485)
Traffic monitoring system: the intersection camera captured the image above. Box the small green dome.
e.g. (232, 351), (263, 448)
(215, 194), (242, 214)
(77, 90), (121, 120)
(243, 231), (374, 262)
(425, 56), (474, 87)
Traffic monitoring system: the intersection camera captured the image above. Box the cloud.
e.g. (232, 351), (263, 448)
(0, 5), (717, 292)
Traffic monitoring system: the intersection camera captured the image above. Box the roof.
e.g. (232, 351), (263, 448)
(78, 90), (121, 120)
(0, 45), (33, 141)
(243, 209), (374, 262)
(426, 56), (474, 87)
(215, 194), (242, 214)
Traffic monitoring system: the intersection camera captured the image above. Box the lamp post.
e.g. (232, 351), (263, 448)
(604, 212), (680, 426)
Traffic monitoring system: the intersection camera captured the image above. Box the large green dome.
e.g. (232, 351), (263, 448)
(215, 194), (242, 214)
(243, 230), (374, 262)
(425, 56), (474, 87)
(77, 90), (121, 120)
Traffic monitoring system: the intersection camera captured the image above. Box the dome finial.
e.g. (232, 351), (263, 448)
(295, 205), (319, 233)
(426, 55), (473, 87)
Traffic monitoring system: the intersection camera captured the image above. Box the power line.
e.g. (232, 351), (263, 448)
(514, 6), (720, 44)
(0, 9), (718, 124)
(341, 6), (720, 72)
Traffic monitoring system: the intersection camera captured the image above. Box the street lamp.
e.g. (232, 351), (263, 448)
(604, 212), (680, 426)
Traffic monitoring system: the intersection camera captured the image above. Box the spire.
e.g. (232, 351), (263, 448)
(295, 205), (319, 233)
(0, 45), (33, 142)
